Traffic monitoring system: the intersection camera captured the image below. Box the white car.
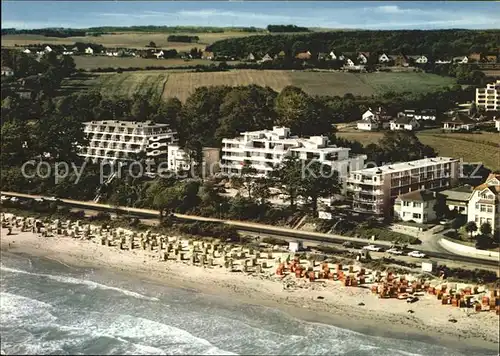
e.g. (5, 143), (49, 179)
(386, 248), (404, 255)
(407, 250), (426, 258)
(44, 196), (59, 202)
(362, 245), (382, 252)
(0, 196), (9, 201)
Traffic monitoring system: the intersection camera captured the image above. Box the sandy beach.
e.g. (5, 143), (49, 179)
(1, 221), (498, 354)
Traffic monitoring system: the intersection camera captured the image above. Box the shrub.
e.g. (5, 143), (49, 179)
(261, 236), (288, 246)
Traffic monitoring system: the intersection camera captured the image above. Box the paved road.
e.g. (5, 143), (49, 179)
(1, 191), (498, 268)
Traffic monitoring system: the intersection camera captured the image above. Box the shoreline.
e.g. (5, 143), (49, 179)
(1, 230), (498, 355)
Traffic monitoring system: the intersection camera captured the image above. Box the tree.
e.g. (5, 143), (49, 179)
(59, 55), (76, 76)
(451, 217), (464, 234)
(270, 155), (303, 209)
(274, 86), (314, 136)
(480, 222), (492, 236)
(148, 41), (157, 48)
(152, 97), (182, 129)
(432, 196), (450, 220)
(298, 160), (340, 215)
(465, 221), (478, 237)
(373, 131), (437, 165)
(130, 95), (153, 121)
(0, 120), (32, 166)
(230, 163), (257, 198)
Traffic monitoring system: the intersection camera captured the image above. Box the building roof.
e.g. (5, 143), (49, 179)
(442, 112), (475, 124)
(84, 120), (171, 129)
(392, 116), (416, 124)
(351, 157), (458, 176)
(474, 173), (500, 192)
(440, 185), (474, 202)
(397, 189), (441, 202)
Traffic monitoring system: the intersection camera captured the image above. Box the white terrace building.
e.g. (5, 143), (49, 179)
(221, 126), (366, 192)
(467, 173), (500, 235)
(167, 145), (220, 177)
(346, 157), (460, 217)
(80, 120), (178, 165)
(476, 79), (499, 111)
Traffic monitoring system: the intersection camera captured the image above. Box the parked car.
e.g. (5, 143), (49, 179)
(407, 250), (426, 258)
(43, 196), (60, 202)
(0, 195), (9, 201)
(362, 244), (382, 252)
(386, 248), (404, 255)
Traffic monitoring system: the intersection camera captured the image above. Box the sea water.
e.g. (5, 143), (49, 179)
(0, 253), (492, 355)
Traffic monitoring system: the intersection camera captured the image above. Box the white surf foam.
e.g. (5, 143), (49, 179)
(0, 291), (56, 325)
(1, 266), (159, 301)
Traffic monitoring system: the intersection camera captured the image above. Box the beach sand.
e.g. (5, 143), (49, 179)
(1, 229), (498, 354)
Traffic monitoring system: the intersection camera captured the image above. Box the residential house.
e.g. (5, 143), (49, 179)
(391, 54), (410, 67)
(390, 116), (420, 131)
(435, 58), (452, 64)
(357, 52), (370, 64)
(378, 53), (390, 63)
(62, 51), (74, 56)
(453, 56), (468, 64)
(260, 53), (273, 63)
(403, 109), (437, 121)
(167, 145), (220, 177)
(221, 126), (367, 193)
(295, 51), (312, 60)
(440, 185), (474, 215)
(468, 53), (481, 63)
(483, 55), (498, 63)
(71, 46), (79, 53)
(154, 50), (164, 59)
(44, 46), (53, 53)
(495, 118), (500, 132)
(85, 47), (94, 55)
(317, 52), (329, 60)
(329, 51), (337, 60)
(394, 190), (443, 224)
(202, 51), (214, 60)
(1, 66), (14, 77)
(356, 110), (380, 131)
(22, 48), (31, 54)
(410, 55), (428, 64)
(347, 157), (460, 217)
(277, 50), (286, 58)
(476, 79), (499, 111)
(247, 53), (256, 61)
(345, 58), (356, 67)
(467, 173), (500, 235)
(442, 113), (476, 131)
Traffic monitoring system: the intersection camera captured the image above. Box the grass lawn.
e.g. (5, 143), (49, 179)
(337, 130), (500, 171)
(72, 56), (236, 70)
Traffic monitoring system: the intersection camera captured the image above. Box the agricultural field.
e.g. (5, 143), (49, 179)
(62, 70), (457, 102)
(72, 56), (231, 70)
(336, 131), (500, 171)
(1, 31), (262, 52)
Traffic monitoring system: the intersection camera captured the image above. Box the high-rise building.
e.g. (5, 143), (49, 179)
(476, 79), (499, 111)
(346, 157), (460, 217)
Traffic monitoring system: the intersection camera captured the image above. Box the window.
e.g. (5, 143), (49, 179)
(403, 201), (410, 207)
(413, 213), (421, 219)
(487, 206), (493, 213)
(414, 202), (422, 208)
(480, 205), (486, 212)
(474, 216), (479, 223)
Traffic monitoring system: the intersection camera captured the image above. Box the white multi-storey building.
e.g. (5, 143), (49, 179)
(221, 126), (366, 191)
(467, 173), (500, 235)
(167, 145), (220, 177)
(80, 120), (178, 164)
(394, 190), (441, 224)
(346, 157), (460, 217)
(476, 80), (499, 111)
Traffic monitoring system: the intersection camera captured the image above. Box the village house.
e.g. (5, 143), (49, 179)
(202, 51), (214, 60)
(495, 118), (500, 132)
(295, 51), (312, 60)
(246, 53), (256, 61)
(467, 173), (500, 235)
(85, 47), (94, 55)
(453, 56), (468, 64)
(403, 109), (437, 121)
(440, 185), (474, 215)
(1, 66), (14, 77)
(44, 46), (53, 53)
(259, 53), (273, 63)
(468, 53), (481, 62)
(391, 54), (410, 67)
(390, 115), (420, 131)
(410, 55), (428, 64)
(357, 52), (370, 64)
(378, 53), (390, 63)
(345, 58), (356, 67)
(154, 50), (164, 59)
(22, 48), (31, 54)
(329, 51), (337, 60)
(482, 55), (498, 63)
(62, 51), (74, 56)
(442, 112), (476, 131)
(435, 58), (452, 64)
(394, 190), (443, 224)
(356, 108), (391, 131)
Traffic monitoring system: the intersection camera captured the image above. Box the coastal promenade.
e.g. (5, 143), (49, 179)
(1, 191), (499, 267)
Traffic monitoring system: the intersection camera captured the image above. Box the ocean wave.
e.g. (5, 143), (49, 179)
(0, 291), (57, 325)
(0, 265), (159, 301)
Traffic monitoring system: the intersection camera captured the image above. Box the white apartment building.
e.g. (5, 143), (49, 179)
(476, 80), (499, 111)
(80, 120), (178, 165)
(220, 126), (366, 191)
(467, 173), (500, 235)
(346, 157), (460, 217)
(394, 190), (441, 224)
(167, 145), (220, 177)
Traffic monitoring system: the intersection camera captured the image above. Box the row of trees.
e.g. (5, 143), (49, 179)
(208, 29), (499, 59)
